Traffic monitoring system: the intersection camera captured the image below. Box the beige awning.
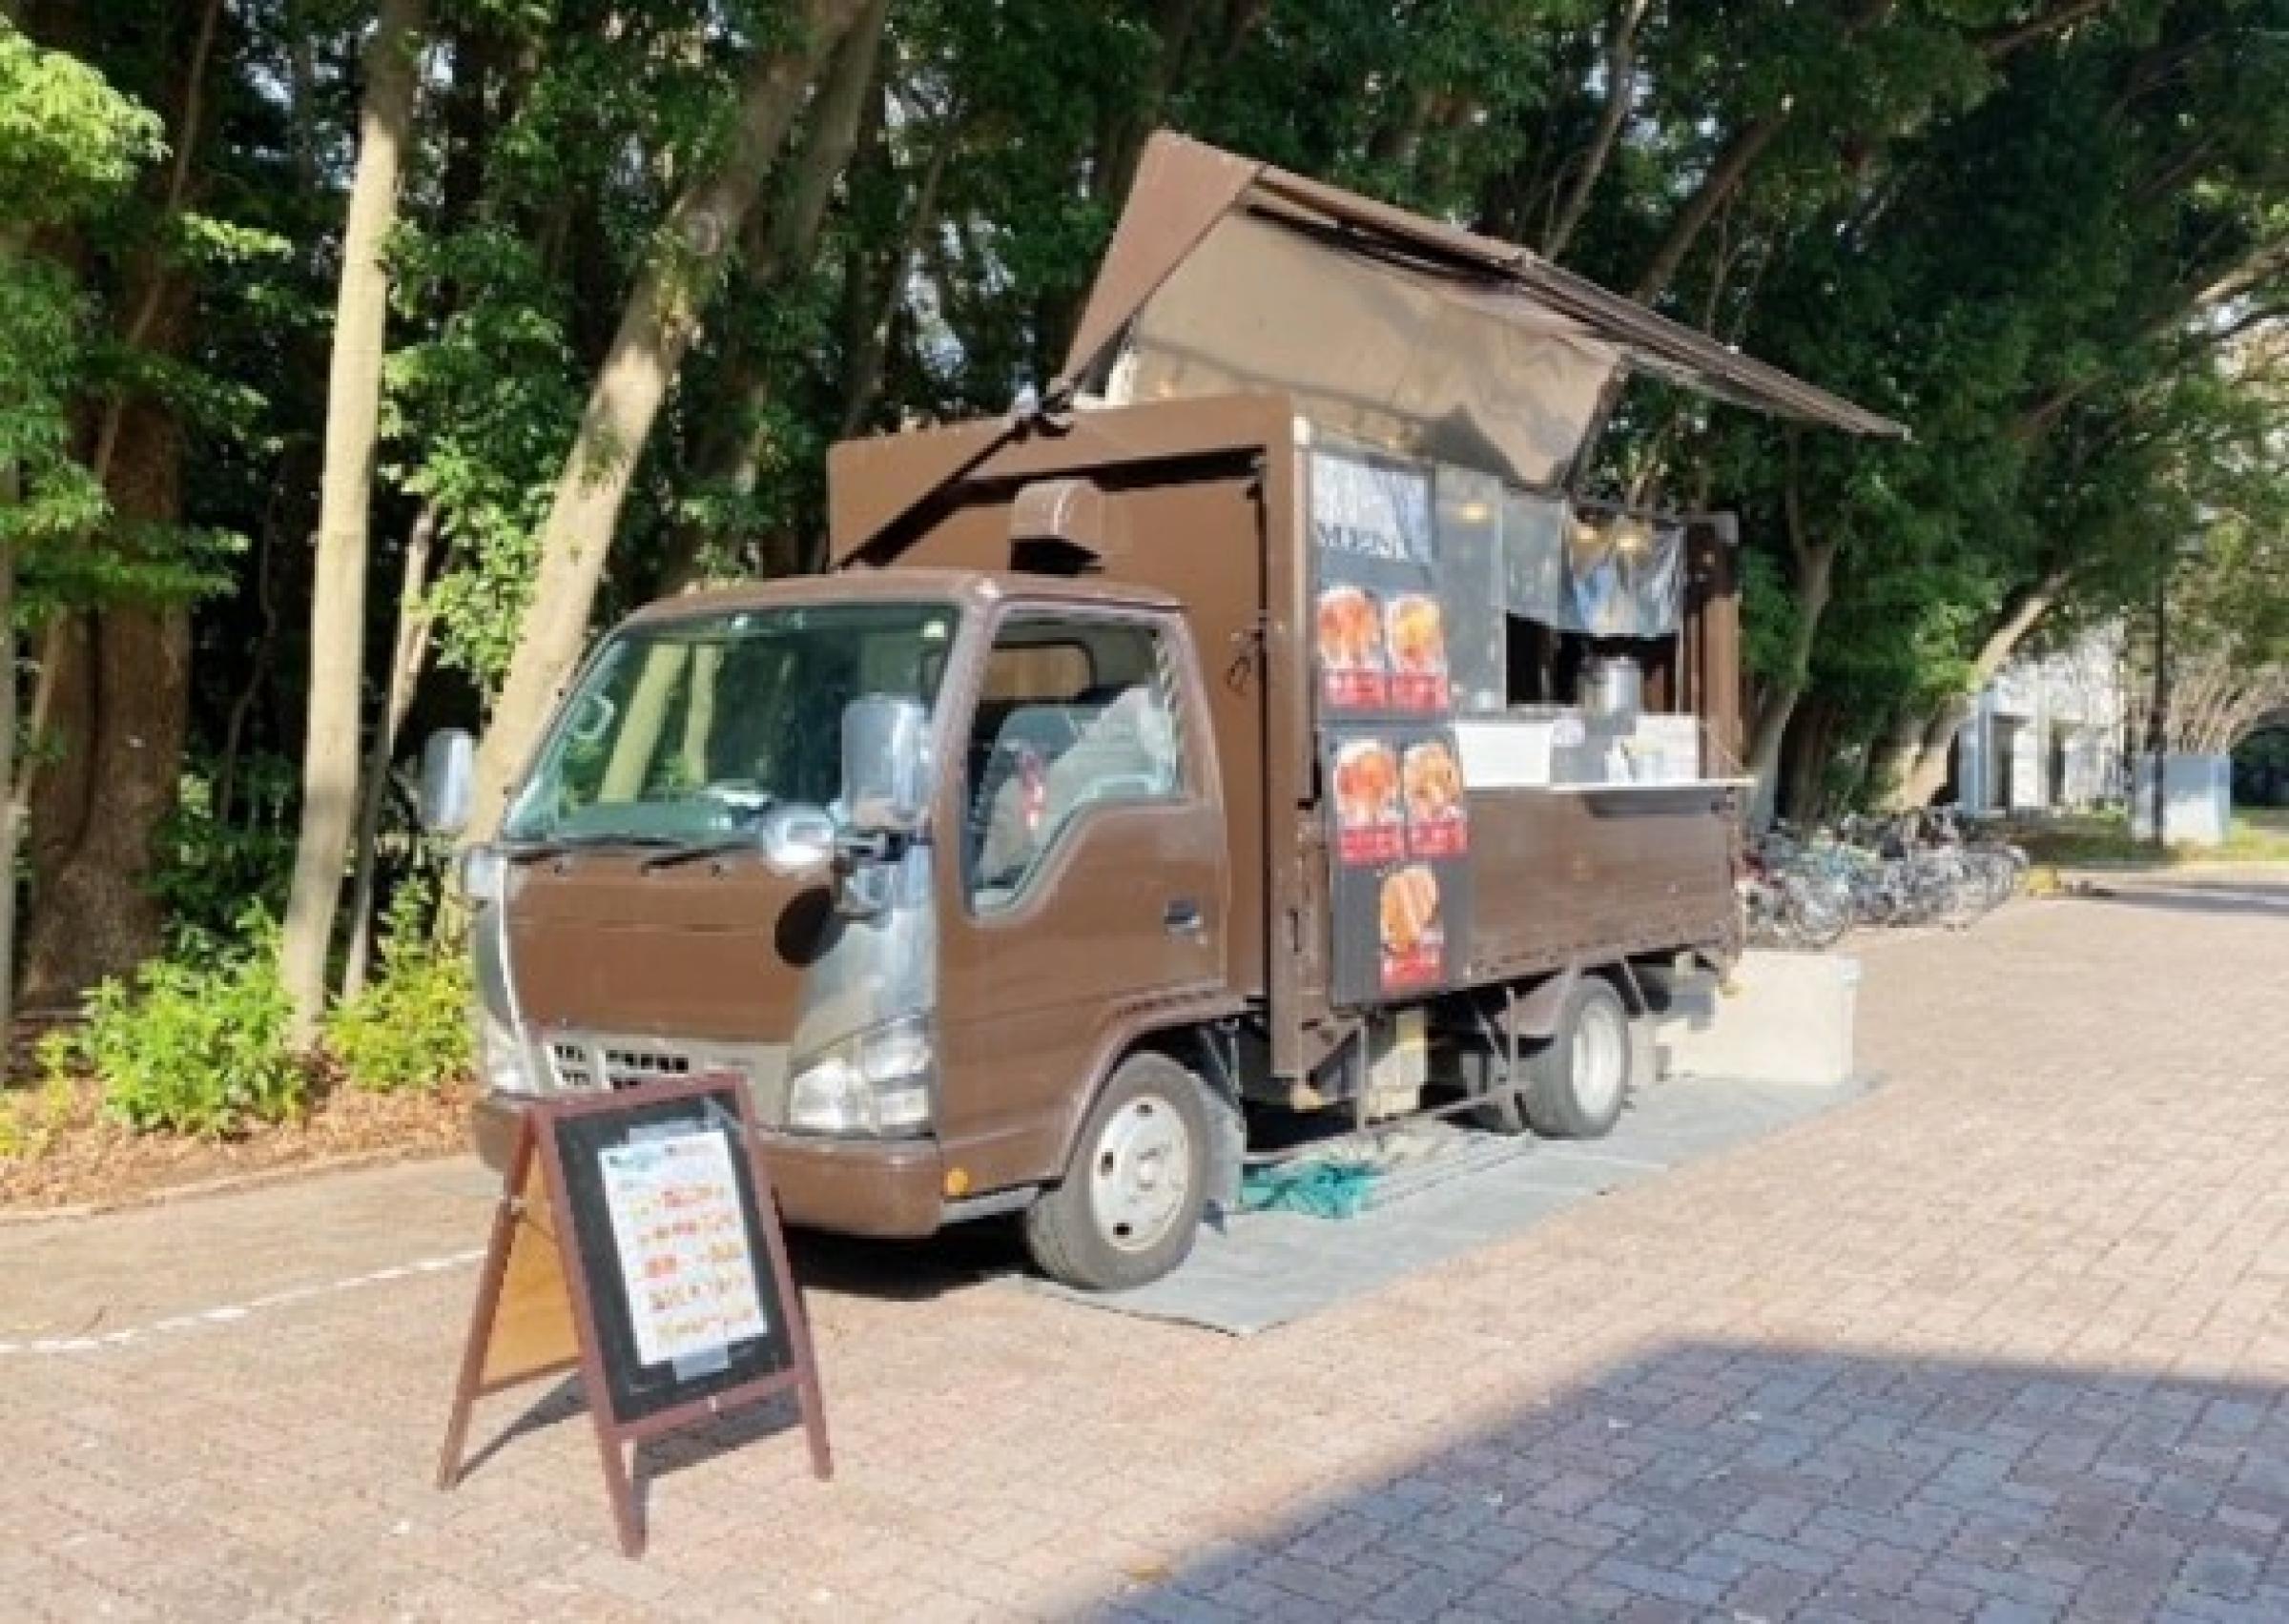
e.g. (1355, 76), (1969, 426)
(1059, 134), (1907, 488)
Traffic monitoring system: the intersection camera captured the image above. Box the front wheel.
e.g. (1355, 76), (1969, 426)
(1023, 1053), (1210, 1291)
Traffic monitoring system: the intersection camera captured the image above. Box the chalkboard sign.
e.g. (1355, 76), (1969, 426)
(550, 1086), (793, 1422)
(437, 1077), (830, 1556)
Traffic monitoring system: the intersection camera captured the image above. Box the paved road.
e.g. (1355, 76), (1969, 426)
(5, 873), (2286, 1621)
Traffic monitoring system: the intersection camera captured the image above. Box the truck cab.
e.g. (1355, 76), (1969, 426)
(462, 568), (1246, 1288)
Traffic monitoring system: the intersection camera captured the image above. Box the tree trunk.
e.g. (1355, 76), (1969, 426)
(1028, 0), (1205, 372)
(1632, 0), (1899, 305)
(0, 212), (25, 1062)
(0, 465), (18, 1071)
(1880, 568), (2070, 811)
(1866, 708), (1937, 810)
(465, 0), (865, 844)
(1745, 450), (1836, 828)
(1545, 0), (1648, 260)
(1743, 534), (1832, 828)
(1633, 114), (1784, 304)
(281, 0), (426, 1042)
(763, 0), (890, 288)
(1778, 695), (1840, 826)
(340, 503), (438, 998)
(21, 409), (194, 1007)
(838, 104), (958, 442)
(657, 0), (892, 595)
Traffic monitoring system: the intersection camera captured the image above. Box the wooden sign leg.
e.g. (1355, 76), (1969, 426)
(593, 1424), (645, 1558)
(801, 1387), (834, 1482)
(437, 1124), (536, 1490)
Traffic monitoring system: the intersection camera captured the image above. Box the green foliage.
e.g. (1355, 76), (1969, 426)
(0, 25), (162, 562)
(325, 887), (473, 1094)
(6, 0), (2281, 986)
(154, 761), (299, 941)
(0, 24), (163, 217)
(72, 914), (305, 1138)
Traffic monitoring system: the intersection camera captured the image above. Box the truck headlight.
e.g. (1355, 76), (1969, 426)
(787, 1015), (935, 1137)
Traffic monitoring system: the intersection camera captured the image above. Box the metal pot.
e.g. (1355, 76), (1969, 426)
(1581, 656), (1642, 727)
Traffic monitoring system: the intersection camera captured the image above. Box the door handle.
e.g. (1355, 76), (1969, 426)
(1164, 897), (1204, 935)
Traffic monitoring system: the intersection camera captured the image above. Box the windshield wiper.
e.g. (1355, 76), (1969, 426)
(635, 837), (754, 873)
(503, 833), (685, 865)
(635, 793), (781, 872)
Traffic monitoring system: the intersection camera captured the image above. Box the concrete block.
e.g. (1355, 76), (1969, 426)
(2129, 753), (2232, 846)
(1656, 950), (1860, 1086)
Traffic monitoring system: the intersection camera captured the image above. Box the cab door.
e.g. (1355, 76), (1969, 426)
(934, 606), (1228, 1189)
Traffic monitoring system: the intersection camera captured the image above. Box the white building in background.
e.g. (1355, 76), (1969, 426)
(1951, 627), (2127, 814)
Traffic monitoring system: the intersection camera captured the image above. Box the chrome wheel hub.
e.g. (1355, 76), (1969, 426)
(1571, 1000), (1627, 1119)
(1090, 1097), (1192, 1253)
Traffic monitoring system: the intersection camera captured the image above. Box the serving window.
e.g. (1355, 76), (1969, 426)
(1429, 482), (1687, 715)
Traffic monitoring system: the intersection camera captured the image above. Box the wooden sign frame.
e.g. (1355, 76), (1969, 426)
(436, 1076), (831, 1555)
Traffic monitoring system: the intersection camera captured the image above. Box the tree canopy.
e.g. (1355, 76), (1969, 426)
(0, 0), (2281, 1018)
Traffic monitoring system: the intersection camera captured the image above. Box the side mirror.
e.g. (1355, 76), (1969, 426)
(840, 695), (932, 838)
(420, 729), (476, 837)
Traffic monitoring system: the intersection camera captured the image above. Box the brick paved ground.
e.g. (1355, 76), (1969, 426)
(3, 871), (2285, 1622)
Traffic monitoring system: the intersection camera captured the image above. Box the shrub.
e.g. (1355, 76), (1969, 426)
(0, 1059), (80, 1160)
(77, 915), (305, 1137)
(326, 886), (472, 1093)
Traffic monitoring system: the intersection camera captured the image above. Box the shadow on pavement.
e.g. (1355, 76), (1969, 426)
(787, 1217), (1025, 1302)
(2072, 878), (2289, 920)
(453, 1367), (818, 1526)
(1080, 1341), (2289, 1623)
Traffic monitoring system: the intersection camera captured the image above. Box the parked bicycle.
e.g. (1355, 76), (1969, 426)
(1743, 806), (2028, 949)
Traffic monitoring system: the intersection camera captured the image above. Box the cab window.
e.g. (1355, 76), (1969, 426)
(964, 615), (1185, 907)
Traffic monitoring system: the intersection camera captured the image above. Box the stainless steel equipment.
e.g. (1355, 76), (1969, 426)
(1581, 655), (1642, 728)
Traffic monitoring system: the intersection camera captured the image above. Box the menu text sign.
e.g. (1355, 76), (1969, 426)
(437, 1077), (830, 1557)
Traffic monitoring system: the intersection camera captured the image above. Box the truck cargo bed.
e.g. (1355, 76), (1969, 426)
(1462, 783), (1740, 984)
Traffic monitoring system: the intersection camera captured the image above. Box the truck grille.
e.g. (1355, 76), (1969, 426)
(547, 1038), (692, 1091)
(540, 1030), (789, 1122)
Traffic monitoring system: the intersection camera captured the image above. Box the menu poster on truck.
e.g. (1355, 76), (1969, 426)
(1323, 724), (1474, 1003)
(1309, 449), (1452, 718)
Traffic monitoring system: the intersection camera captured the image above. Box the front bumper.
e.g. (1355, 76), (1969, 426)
(470, 1090), (947, 1239)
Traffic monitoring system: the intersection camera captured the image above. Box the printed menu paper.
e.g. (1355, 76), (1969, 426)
(599, 1129), (769, 1368)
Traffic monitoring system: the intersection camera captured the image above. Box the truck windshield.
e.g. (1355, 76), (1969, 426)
(503, 602), (959, 845)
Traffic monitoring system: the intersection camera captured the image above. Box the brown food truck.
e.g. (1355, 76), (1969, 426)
(431, 134), (1904, 1290)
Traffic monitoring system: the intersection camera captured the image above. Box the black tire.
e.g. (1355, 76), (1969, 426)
(1465, 977), (1634, 1140)
(1526, 977), (1634, 1139)
(1023, 1053), (1210, 1292)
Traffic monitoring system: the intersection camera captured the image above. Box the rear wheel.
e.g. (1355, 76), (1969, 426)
(1465, 977), (1634, 1140)
(1023, 1053), (1209, 1292)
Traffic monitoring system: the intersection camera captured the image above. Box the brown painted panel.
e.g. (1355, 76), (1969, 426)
(936, 798), (1228, 1190)
(1463, 788), (1739, 979)
(505, 859), (835, 1042)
